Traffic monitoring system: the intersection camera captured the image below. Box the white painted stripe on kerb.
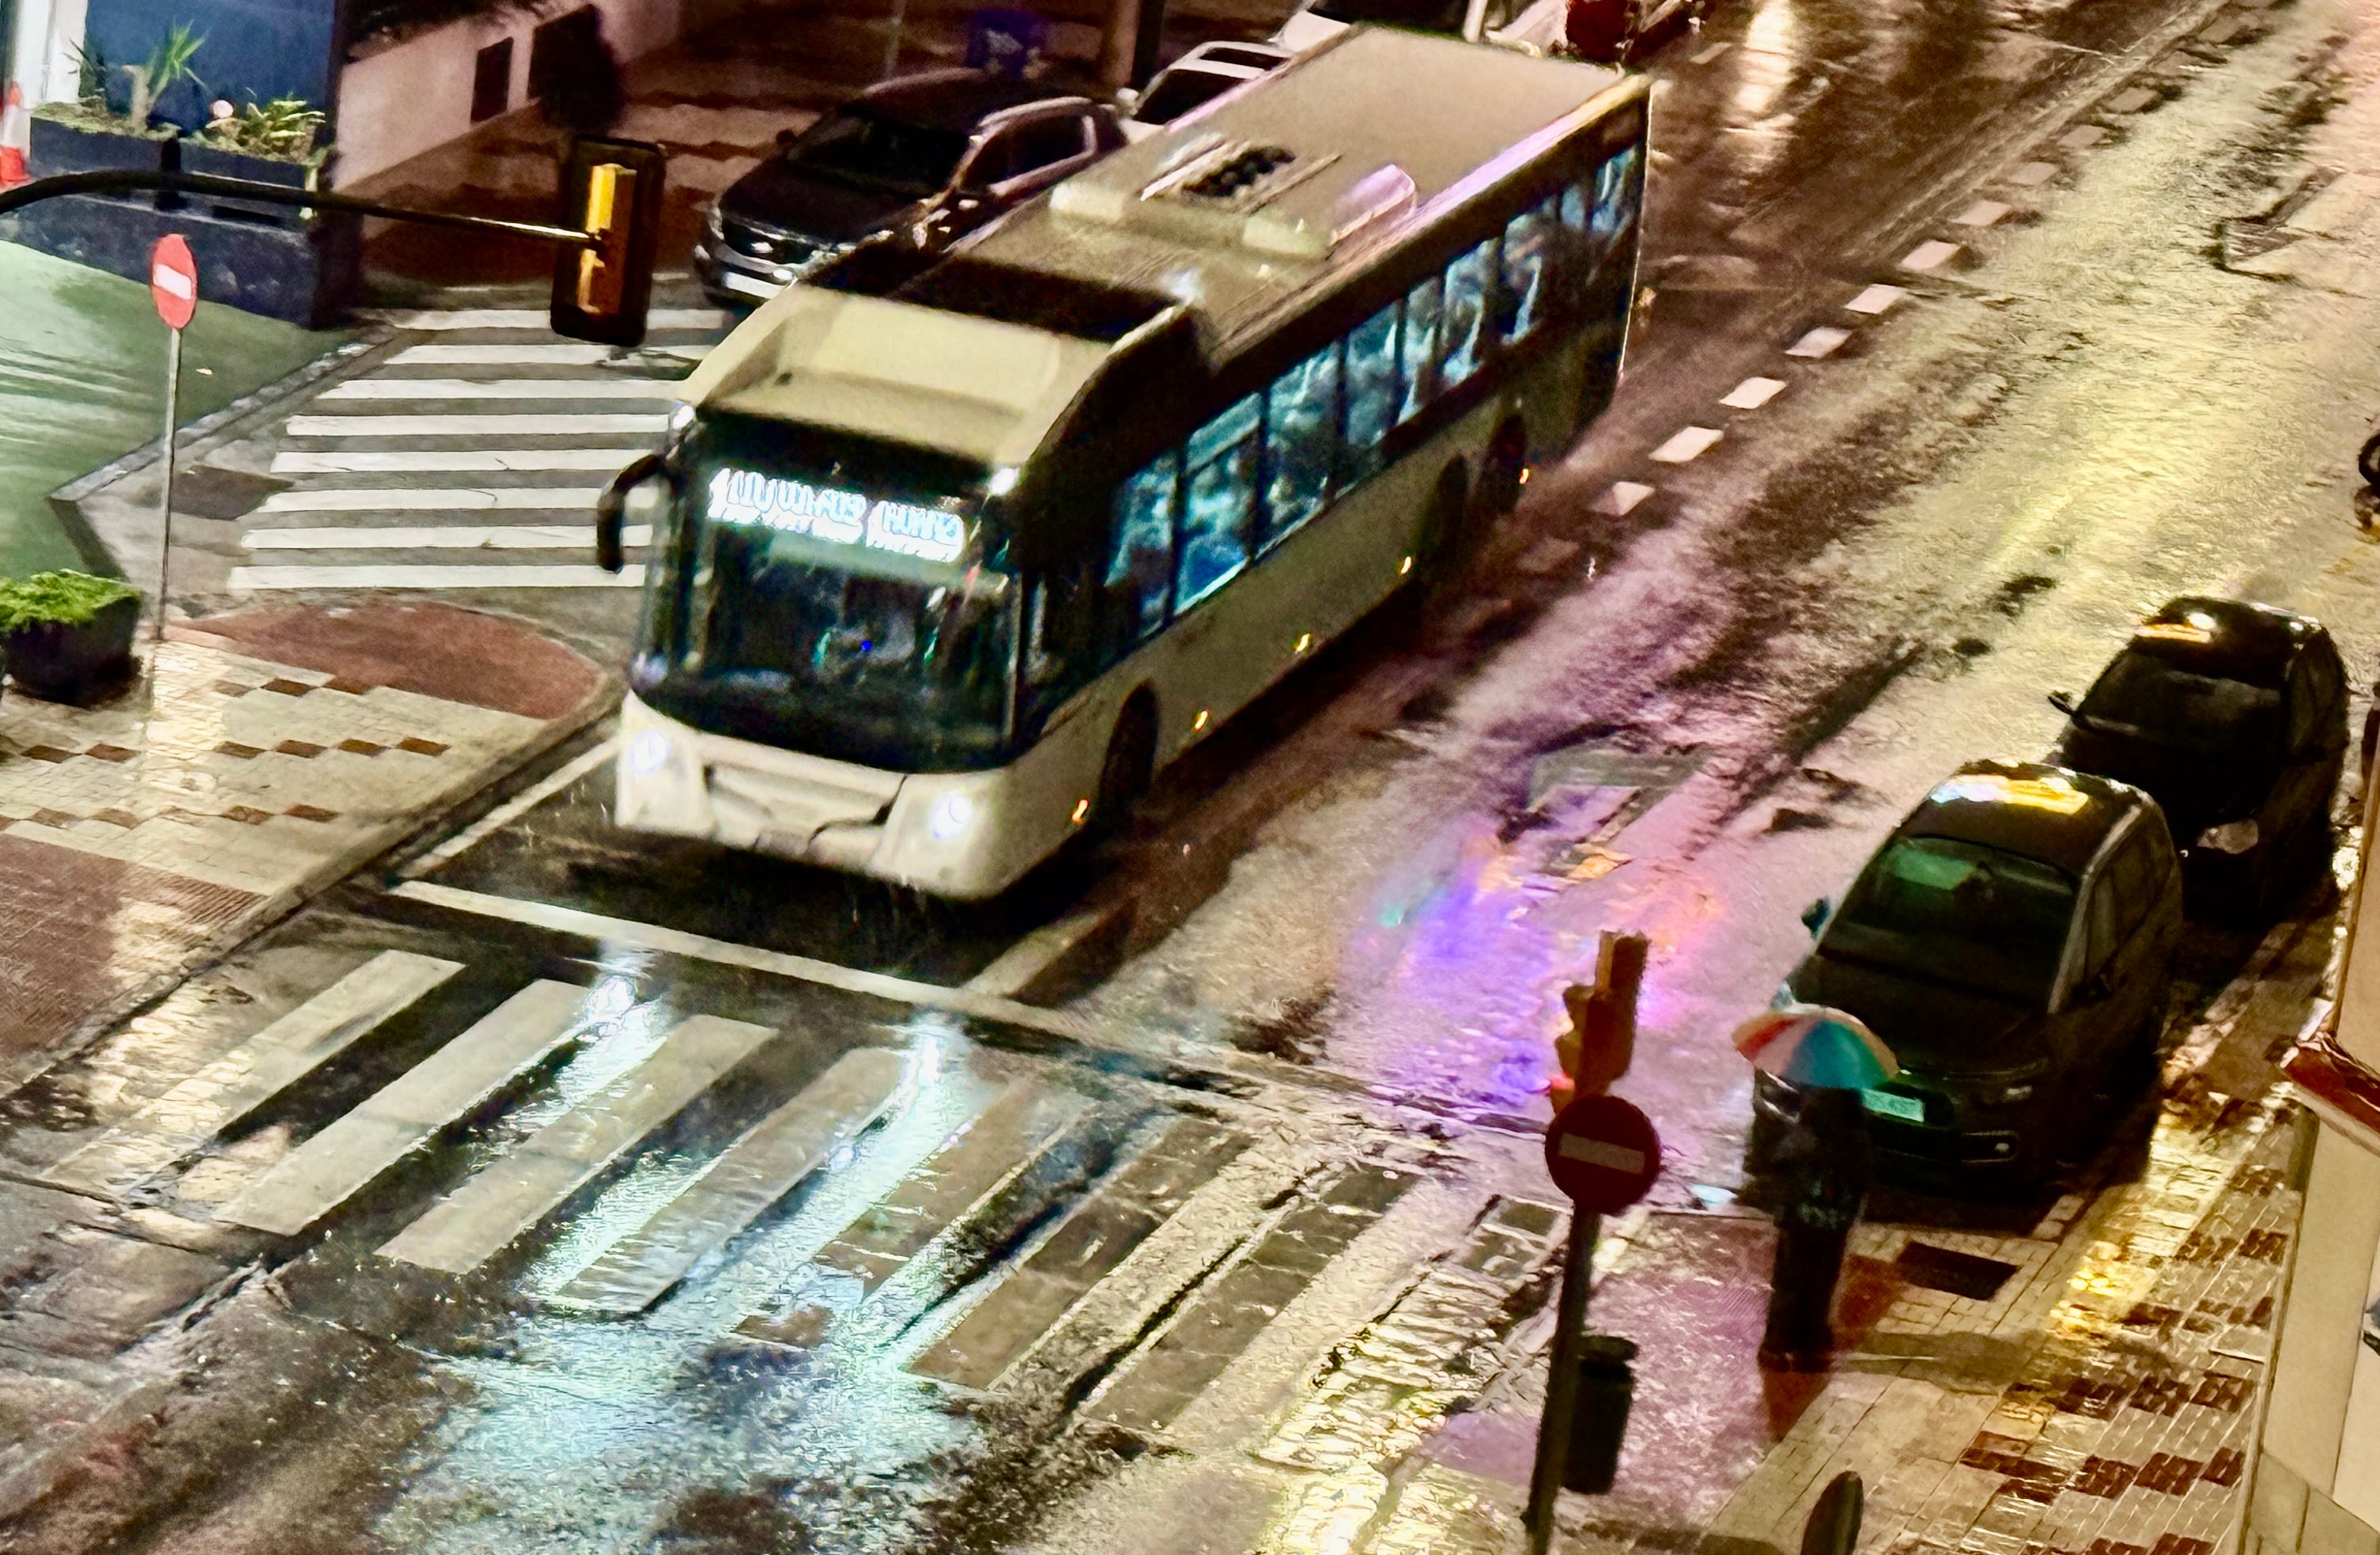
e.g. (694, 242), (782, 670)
(320, 377), (685, 401)
(260, 487), (607, 513)
(271, 449), (641, 474)
(363, 306), (728, 331)
(391, 343), (707, 367)
(287, 412), (671, 438)
(376, 1012), (779, 1274)
(1557, 1135), (1647, 1174)
(216, 980), (597, 1236)
(244, 524), (651, 550)
(229, 564), (647, 590)
(1649, 426), (1722, 464)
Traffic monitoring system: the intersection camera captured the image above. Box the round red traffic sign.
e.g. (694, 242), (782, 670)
(1544, 1093), (1660, 1213)
(150, 235), (198, 330)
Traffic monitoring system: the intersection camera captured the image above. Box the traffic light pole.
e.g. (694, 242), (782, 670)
(1525, 1210), (1600, 1555)
(0, 168), (595, 245)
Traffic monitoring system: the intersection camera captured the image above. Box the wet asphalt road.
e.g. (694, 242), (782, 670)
(6, 0), (2380, 1545)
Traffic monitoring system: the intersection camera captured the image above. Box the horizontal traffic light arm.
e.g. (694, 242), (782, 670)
(0, 169), (598, 247)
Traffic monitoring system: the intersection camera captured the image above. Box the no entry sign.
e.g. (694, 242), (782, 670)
(1544, 1094), (1660, 1213)
(150, 235), (198, 330)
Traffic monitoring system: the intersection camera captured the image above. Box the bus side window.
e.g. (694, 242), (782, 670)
(1498, 196), (1556, 342)
(1399, 275), (1441, 423)
(1341, 302), (1400, 482)
(1178, 395), (1261, 609)
(1026, 562), (1099, 706)
(1439, 238), (1495, 388)
(1263, 342), (1342, 548)
(1589, 144), (1641, 262)
(1106, 452), (1177, 645)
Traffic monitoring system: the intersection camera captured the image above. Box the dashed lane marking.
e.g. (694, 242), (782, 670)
(1787, 326), (1851, 358)
(1594, 481), (1656, 514)
(2059, 123), (2109, 149)
(1846, 283), (1907, 314)
(1955, 199), (2012, 226)
(228, 564), (648, 591)
(2010, 160), (2061, 186)
(1691, 40), (1731, 62)
(1649, 426), (1724, 463)
(243, 525), (650, 551)
(1721, 376), (1787, 410)
(1900, 240), (1962, 271)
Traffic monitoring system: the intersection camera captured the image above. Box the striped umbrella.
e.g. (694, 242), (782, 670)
(1730, 1003), (1899, 1090)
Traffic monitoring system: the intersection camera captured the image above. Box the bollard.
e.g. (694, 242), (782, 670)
(1561, 1334), (1638, 1494)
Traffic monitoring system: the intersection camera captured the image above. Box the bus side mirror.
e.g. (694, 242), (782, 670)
(551, 137), (667, 348)
(595, 452), (664, 573)
(1800, 897), (1831, 936)
(2048, 689), (2078, 717)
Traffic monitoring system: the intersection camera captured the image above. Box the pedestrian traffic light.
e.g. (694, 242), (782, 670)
(551, 138), (666, 347)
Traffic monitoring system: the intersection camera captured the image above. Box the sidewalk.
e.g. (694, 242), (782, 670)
(0, 598), (608, 1088)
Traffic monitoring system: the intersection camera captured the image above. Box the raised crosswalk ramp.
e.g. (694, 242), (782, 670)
(226, 308), (729, 593)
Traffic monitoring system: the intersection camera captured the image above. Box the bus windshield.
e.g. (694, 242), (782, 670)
(633, 418), (1018, 771)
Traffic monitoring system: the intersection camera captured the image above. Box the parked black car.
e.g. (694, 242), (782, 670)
(2049, 596), (2345, 920)
(1754, 760), (2184, 1188)
(695, 70), (1124, 308)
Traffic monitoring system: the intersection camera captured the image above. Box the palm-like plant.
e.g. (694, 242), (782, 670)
(119, 23), (206, 127)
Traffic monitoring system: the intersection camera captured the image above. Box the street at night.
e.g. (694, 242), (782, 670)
(1, 0), (2378, 1546)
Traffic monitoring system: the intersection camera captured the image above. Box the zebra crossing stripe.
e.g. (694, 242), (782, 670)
(261, 488), (608, 513)
(378, 1013), (779, 1275)
(243, 525), (649, 551)
(909, 1117), (1249, 1390)
(810, 1080), (1070, 1292)
(271, 449), (644, 474)
(391, 344), (706, 367)
(230, 563), (647, 591)
(215, 980), (595, 1236)
(286, 412), (671, 438)
(551, 1047), (909, 1315)
(43, 952), (463, 1198)
(361, 307), (728, 331)
(319, 378), (686, 401)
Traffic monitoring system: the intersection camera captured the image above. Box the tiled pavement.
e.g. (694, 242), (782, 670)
(0, 599), (606, 1080)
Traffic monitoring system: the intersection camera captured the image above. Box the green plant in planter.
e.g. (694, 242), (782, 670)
(202, 94), (327, 160)
(119, 23), (206, 128)
(0, 572), (144, 706)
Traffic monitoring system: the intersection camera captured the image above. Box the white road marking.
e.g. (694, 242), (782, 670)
(287, 412), (671, 438)
(2009, 161), (2060, 186)
(377, 1013), (780, 1275)
(1721, 376), (1787, 410)
(362, 306), (728, 331)
(1899, 240), (1961, 272)
(2106, 85), (2156, 113)
(384, 881), (1106, 1045)
(243, 524), (649, 550)
(2058, 123), (2107, 149)
(1593, 481), (1656, 515)
(1691, 40), (1731, 62)
(402, 738), (621, 878)
(392, 343), (706, 367)
(1786, 325), (1851, 358)
(1954, 199), (2012, 227)
(216, 980), (597, 1236)
(260, 487), (607, 513)
(229, 564), (648, 590)
(1649, 426), (1723, 463)
(319, 378), (685, 401)
(1846, 283), (1906, 315)
(271, 448), (640, 474)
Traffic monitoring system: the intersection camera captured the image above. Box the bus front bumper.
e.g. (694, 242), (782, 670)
(610, 694), (1038, 899)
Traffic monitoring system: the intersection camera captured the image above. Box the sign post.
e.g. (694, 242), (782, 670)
(148, 236), (197, 647)
(1528, 930), (1656, 1555)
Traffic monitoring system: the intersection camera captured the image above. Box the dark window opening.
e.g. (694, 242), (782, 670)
(471, 38), (513, 123)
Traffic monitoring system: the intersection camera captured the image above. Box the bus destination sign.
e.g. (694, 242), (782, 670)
(708, 467), (967, 566)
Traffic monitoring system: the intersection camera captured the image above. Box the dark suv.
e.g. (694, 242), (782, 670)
(695, 70), (1124, 308)
(2050, 596), (2346, 920)
(1758, 760), (2185, 1187)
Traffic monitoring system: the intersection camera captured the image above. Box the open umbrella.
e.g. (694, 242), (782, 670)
(1731, 1004), (1898, 1090)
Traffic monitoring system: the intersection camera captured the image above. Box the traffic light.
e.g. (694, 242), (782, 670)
(551, 138), (666, 346)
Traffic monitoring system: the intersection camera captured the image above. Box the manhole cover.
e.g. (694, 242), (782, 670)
(1895, 1241), (2019, 1301)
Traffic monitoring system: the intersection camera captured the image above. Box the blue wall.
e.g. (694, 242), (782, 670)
(86, 0), (340, 131)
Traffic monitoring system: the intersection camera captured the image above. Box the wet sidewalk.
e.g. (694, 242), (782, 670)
(0, 599), (607, 1087)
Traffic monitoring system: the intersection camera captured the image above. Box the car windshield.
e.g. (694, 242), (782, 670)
(635, 418), (1017, 770)
(784, 106), (969, 195)
(1311, 0), (1471, 32)
(1135, 66), (1244, 125)
(2076, 652), (2282, 755)
(1825, 836), (2078, 1005)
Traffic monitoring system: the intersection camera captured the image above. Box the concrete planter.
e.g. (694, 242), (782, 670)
(0, 193), (361, 326)
(5, 596), (140, 706)
(179, 142), (332, 229)
(25, 114), (176, 179)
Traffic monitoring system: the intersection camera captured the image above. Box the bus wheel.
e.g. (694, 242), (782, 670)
(1416, 462), (1471, 573)
(1090, 697), (1157, 842)
(1477, 418), (1528, 521)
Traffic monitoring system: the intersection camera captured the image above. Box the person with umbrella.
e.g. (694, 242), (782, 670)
(1730, 1005), (1897, 1372)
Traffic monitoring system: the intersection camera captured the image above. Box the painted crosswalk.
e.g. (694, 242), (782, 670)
(224, 308), (731, 592)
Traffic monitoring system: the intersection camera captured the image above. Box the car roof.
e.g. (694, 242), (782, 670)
(857, 70), (1098, 132)
(1898, 759), (2144, 878)
(2118, 596), (2321, 689)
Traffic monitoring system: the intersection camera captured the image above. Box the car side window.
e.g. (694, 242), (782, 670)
(980, 115), (1086, 186)
(2287, 656), (2321, 756)
(2107, 830), (2154, 943)
(2083, 870), (2122, 978)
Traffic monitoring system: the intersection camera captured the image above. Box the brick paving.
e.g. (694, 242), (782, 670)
(0, 600), (604, 1076)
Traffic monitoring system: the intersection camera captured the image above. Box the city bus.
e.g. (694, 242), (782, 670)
(594, 26), (1649, 899)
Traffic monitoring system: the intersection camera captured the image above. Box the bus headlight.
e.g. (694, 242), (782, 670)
(928, 791), (977, 842)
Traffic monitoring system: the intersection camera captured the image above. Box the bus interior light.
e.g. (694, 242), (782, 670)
(929, 792), (977, 842)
